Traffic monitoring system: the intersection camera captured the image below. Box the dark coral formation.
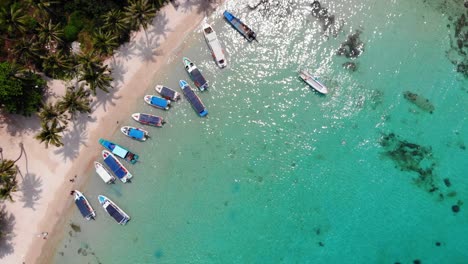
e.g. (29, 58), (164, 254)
(446, 13), (468, 78)
(337, 30), (364, 58)
(342, 61), (358, 71)
(403, 91), (435, 114)
(310, 1), (343, 36)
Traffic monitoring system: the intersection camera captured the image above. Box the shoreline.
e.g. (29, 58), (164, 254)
(0, 1), (222, 263)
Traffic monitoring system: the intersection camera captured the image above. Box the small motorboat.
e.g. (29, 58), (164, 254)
(132, 113), (165, 127)
(202, 22), (227, 68)
(98, 195), (130, 225)
(155, 85), (181, 101)
(94, 161), (116, 184)
(99, 138), (139, 164)
(299, 70), (329, 94)
(179, 80), (208, 117)
(183, 57), (208, 91)
(102, 150), (133, 183)
(73, 190), (96, 220)
(144, 95), (171, 110)
(223, 10), (257, 42)
(121, 126), (149, 141)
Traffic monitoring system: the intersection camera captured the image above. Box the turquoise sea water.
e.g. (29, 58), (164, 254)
(53, 0), (468, 263)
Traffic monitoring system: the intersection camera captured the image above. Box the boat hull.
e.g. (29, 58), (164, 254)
(155, 85), (181, 101)
(132, 113), (164, 127)
(202, 23), (227, 68)
(183, 57), (208, 91)
(299, 70), (329, 94)
(102, 150), (133, 183)
(121, 126), (149, 142)
(74, 190), (96, 220)
(144, 95), (171, 110)
(98, 138), (139, 164)
(94, 161), (116, 184)
(179, 80), (208, 117)
(223, 11), (256, 42)
(98, 195), (130, 225)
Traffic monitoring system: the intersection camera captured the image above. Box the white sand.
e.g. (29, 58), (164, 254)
(0, 1), (222, 263)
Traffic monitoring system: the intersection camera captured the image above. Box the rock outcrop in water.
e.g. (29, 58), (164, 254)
(337, 30), (365, 58)
(342, 61), (357, 71)
(446, 13), (468, 78)
(403, 91), (435, 113)
(310, 1), (343, 37)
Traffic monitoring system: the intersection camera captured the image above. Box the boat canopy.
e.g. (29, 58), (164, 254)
(96, 165), (114, 183)
(104, 155), (126, 179)
(159, 87), (176, 99)
(140, 114), (161, 124)
(191, 69), (207, 87)
(150, 96), (168, 108)
(112, 145), (128, 159)
(75, 197), (92, 218)
(182, 84), (207, 116)
(129, 129), (144, 139)
(106, 203), (126, 223)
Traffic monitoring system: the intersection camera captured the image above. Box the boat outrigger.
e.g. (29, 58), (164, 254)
(73, 190), (96, 220)
(132, 113), (165, 127)
(155, 85), (181, 101)
(94, 161), (116, 184)
(183, 57), (208, 91)
(223, 11), (257, 42)
(121, 126), (149, 141)
(99, 138), (139, 164)
(179, 80), (208, 117)
(202, 22), (227, 68)
(299, 70), (329, 94)
(98, 195), (130, 225)
(144, 95), (171, 110)
(102, 150), (133, 183)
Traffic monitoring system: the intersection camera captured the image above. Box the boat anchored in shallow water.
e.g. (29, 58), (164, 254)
(144, 95), (171, 110)
(102, 150), (133, 183)
(99, 138), (139, 164)
(155, 85), (181, 101)
(98, 195), (130, 225)
(223, 11), (257, 42)
(202, 22), (227, 68)
(94, 161), (116, 184)
(179, 80), (208, 117)
(132, 113), (165, 127)
(299, 70), (329, 94)
(183, 57), (208, 91)
(121, 126), (149, 141)
(73, 190), (96, 220)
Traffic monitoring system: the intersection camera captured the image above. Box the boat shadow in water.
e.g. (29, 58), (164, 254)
(0, 205), (15, 259)
(19, 173), (42, 210)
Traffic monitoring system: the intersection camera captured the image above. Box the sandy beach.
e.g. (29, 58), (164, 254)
(0, 1), (221, 263)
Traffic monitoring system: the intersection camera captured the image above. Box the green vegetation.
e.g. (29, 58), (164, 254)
(0, 0), (167, 147)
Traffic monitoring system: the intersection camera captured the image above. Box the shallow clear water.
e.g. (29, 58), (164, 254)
(53, 0), (468, 263)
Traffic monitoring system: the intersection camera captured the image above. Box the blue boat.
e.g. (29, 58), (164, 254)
(102, 150), (133, 183)
(179, 80), (208, 117)
(144, 95), (171, 110)
(73, 190), (96, 220)
(98, 195), (130, 225)
(99, 138), (139, 164)
(121, 126), (149, 142)
(183, 57), (208, 91)
(223, 11), (257, 42)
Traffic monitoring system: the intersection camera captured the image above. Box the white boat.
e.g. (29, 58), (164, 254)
(299, 70), (329, 94)
(73, 190), (96, 220)
(120, 126), (149, 141)
(183, 57), (208, 91)
(102, 150), (133, 183)
(94, 161), (116, 184)
(98, 195), (130, 225)
(202, 22), (227, 68)
(144, 95), (171, 110)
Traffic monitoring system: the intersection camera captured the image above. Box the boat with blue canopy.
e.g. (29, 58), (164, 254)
(102, 150), (133, 183)
(132, 113), (165, 127)
(155, 85), (181, 101)
(98, 195), (130, 225)
(73, 190), (96, 220)
(144, 95), (171, 110)
(183, 57), (208, 91)
(99, 138), (139, 164)
(223, 11), (257, 42)
(121, 126), (149, 141)
(179, 80), (208, 117)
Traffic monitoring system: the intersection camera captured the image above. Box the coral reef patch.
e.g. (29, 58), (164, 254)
(310, 1), (343, 37)
(403, 91), (435, 113)
(337, 30), (365, 58)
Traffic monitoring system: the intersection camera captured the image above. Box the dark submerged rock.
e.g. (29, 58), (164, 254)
(452, 204), (460, 213)
(403, 91), (435, 113)
(310, 1), (342, 36)
(337, 30), (365, 58)
(435, 241), (441, 246)
(413, 260), (421, 264)
(443, 178), (451, 187)
(342, 61), (357, 71)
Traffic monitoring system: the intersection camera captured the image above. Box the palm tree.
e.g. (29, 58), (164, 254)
(92, 29), (118, 57)
(124, 0), (156, 39)
(38, 19), (64, 48)
(38, 102), (68, 126)
(0, 4), (29, 37)
(102, 10), (129, 38)
(11, 37), (42, 68)
(78, 59), (113, 95)
(41, 51), (73, 78)
(28, 0), (59, 17)
(57, 84), (91, 119)
(35, 119), (65, 148)
(0, 159), (18, 201)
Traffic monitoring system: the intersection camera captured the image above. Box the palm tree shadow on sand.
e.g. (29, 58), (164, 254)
(135, 35), (162, 63)
(0, 205), (15, 259)
(108, 59), (128, 86)
(148, 12), (171, 40)
(177, 0), (219, 16)
(53, 121), (89, 162)
(19, 173), (42, 210)
(90, 84), (122, 112)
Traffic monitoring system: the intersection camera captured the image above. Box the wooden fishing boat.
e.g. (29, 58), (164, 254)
(223, 10), (257, 42)
(99, 138), (139, 164)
